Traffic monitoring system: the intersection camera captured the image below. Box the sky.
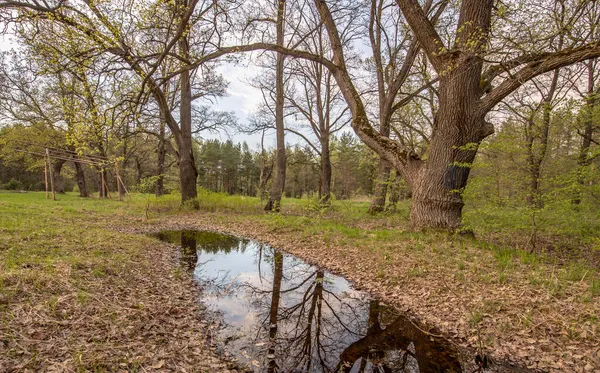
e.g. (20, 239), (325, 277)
(212, 62), (266, 149)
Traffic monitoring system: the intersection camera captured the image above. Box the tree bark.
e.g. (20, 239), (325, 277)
(265, 0), (287, 212)
(370, 161), (390, 213)
(177, 3), (199, 207)
(74, 161), (88, 197)
(319, 137), (332, 205)
(573, 61), (597, 205)
(573, 105), (595, 205)
(409, 59), (488, 229)
(387, 174), (402, 211)
(526, 69), (559, 208)
(52, 158), (66, 194)
(156, 121), (167, 197)
(98, 167), (110, 198)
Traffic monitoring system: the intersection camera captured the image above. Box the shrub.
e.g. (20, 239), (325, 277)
(3, 178), (23, 190)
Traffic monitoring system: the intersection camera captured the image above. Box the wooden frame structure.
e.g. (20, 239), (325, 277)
(14, 143), (129, 201)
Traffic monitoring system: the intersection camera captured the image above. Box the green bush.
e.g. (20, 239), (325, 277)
(2, 178), (24, 191)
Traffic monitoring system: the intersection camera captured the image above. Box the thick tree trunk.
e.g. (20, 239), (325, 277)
(409, 64), (487, 229)
(370, 160), (390, 213)
(52, 159), (66, 194)
(74, 161), (88, 197)
(178, 144), (198, 205)
(156, 122), (167, 197)
(265, 0), (286, 212)
(410, 162), (469, 230)
(319, 138), (332, 205)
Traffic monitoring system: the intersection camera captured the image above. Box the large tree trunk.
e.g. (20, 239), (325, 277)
(409, 62), (487, 229)
(156, 122), (167, 197)
(177, 134), (198, 205)
(74, 161), (88, 197)
(319, 138), (332, 205)
(265, 0), (286, 212)
(409, 142), (475, 230)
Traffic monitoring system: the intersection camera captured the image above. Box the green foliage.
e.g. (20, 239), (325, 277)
(1, 178), (24, 191)
(135, 175), (162, 194)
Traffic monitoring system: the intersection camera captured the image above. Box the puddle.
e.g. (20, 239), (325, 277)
(151, 230), (508, 373)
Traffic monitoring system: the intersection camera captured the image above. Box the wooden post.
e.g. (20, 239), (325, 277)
(45, 148), (56, 201)
(114, 162), (122, 201)
(117, 175), (130, 196)
(44, 159), (49, 199)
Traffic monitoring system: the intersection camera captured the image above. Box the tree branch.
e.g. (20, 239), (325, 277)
(480, 42), (600, 113)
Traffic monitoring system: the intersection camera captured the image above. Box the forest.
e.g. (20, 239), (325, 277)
(0, 0), (599, 372)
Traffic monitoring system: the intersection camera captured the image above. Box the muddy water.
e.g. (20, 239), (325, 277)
(152, 230), (473, 373)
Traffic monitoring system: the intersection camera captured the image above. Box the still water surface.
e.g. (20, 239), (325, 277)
(152, 229), (466, 373)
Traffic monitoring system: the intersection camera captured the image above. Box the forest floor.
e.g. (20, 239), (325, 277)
(1, 191), (599, 372)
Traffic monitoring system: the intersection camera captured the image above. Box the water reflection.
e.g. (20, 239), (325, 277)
(153, 230), (463, 373)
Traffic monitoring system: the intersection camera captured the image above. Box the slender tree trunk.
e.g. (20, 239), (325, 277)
(573, 62), (597, 205)
(525, 117), (539, 207)
(265, 0), (286, 212)
(119, 135), (128, 200)
(573, 111), (594, 205)
(526, 69), (559, 208)
(135, 157), (143, 185)
(319, 138), (332, 205)
(74, 161), (88, 197)
(177, 10), (199, 207)
(156, 122), (167, 197)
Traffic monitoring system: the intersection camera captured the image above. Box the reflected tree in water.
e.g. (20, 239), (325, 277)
(179, 231), (199, 271)
(335, 301), (462, 373)
(153, 231), (464, 372)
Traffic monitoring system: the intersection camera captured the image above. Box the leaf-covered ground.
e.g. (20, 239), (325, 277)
(141, 213), (599, 373)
